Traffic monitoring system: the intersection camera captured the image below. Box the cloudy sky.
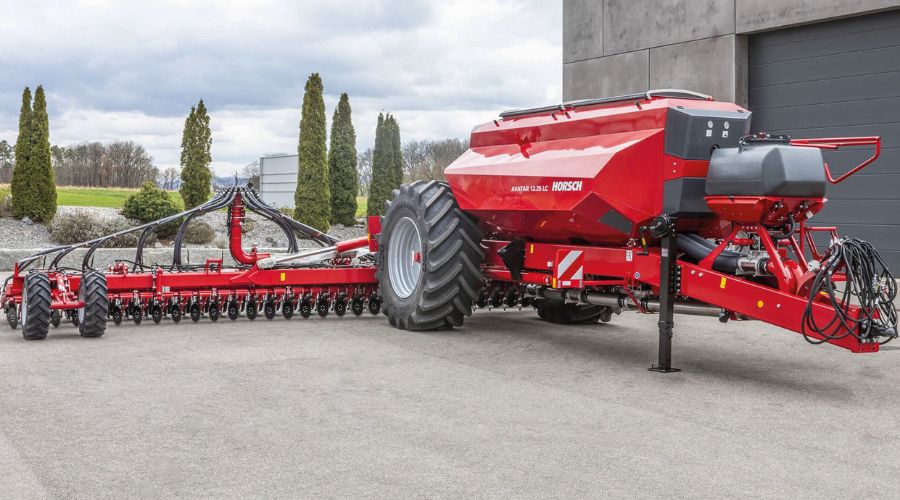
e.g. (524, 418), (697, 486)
(0, 0), (562, 175)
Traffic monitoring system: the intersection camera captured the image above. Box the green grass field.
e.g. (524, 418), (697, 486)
(0, 184), (365, 218)
(57, 187), (183, 208)
(0, 185), (182, 209)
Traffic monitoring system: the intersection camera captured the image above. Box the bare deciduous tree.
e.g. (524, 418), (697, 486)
(158, 167), (180, 190)
(356, 147), (373, 196)
(53, 141), (158, 188)
(400, 138), (469, 182)
(241, 160), (260, 187)
(0, 139), (13, 183)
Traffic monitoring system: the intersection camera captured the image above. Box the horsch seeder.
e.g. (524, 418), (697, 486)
(4, 90), (896, 371)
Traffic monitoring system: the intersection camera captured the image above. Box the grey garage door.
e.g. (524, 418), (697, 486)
(749, 9), (900, 269)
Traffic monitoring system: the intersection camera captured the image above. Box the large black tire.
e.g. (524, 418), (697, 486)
(78, 271), (108, 338)
(378, 181), (483, 330)
(21, 272), (52, 340)
(535, 300), (607, 325)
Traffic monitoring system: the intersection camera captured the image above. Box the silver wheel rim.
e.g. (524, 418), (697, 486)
(78, 276), (85, 324)
(388, 217), (423, 299)
(20, 285), (27, 329)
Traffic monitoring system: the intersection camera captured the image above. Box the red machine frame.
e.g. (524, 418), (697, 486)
(1, 94), (894, 374)
(2, 188), (381, 327)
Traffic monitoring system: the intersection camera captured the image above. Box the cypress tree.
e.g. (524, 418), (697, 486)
(179, 100), (213, 209)
(367, 113), (392, 216)
(388, 114), (403, 187)
(11, 87), (32, 218)
(12, 86), (57, 222)
(327, 93), (358, 226)
(30, 86), (57, 221)
(294, 73), (330, 231)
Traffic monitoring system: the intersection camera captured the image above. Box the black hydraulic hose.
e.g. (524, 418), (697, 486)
(240, 189), (300, 250)
(801, 238), (898, 345)
(171, 188), (237, 270)
(239, 189), (300, 251)
(243, 187), (337, 247)
(676, 233), (742, 274)
(18, 189), (233, 273)
(769, 214), (796, 240)
(132, 226), (157, 272)
(243, 188), (332, 247)
(89, 188), (232, 272)
(15, 185), (346, 274)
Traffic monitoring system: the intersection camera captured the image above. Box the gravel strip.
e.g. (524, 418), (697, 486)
(0, 206), (367, 251)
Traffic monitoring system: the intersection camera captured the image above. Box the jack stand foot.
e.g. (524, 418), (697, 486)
(648, 365), (681, 373)
(650, 214), (680, 374)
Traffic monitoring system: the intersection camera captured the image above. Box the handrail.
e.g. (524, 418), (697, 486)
(790, 136), (881, 184)
(500, 89), (711, 119)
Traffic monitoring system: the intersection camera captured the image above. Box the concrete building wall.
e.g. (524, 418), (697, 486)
(563, 0), (900, 104)
(259, 154), (298, 209)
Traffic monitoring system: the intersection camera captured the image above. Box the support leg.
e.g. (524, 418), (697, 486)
(649, 218), (680, 373)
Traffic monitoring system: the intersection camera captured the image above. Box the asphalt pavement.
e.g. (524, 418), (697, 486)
(1, 305), (898, 498)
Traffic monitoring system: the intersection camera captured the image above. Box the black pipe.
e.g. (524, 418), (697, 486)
(243, 188), (337, 247)
(676, 233), (742, 274)
(240, 189), (301, 250)
(19, 189), (232, 272)
(172, 188), (236, 270)
(16, 186), (342, 273)
(131, 226), (157, 272)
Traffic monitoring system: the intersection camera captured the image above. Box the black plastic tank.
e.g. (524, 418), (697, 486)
(705, 144), (827, 198)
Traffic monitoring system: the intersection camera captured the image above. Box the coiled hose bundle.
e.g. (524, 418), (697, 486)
(801, 238), (898, 344)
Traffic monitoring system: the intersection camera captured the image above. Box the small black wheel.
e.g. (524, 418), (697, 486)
(151, 303), (163, 324)
(128, 299), (142, 325)
(489, 288), (504, 308)
(50, 309), (61, 328)
(111, 305), (123, 326)
(334, 294), (347, 317)
(170, 302), (182, 323)
(208, 301), (220, 322)
(190, 303), (201, 322)
(351, 296), (365, 316)
(6, 303), (18, 329)
(70, 310), (81, 327)
(21, 272), (52, 340)
(367, 295), (381, 315)
(298, 297), (311, 318)
(599, 309), (613, 323)
(503, 288), (518, 308)
(78, 271), (109, 337)
(282, 299), (294, 319)
(264, 300), (276, 320)
(476, 289), (489, 308)
(246, 299), (257, 320)
(316, 295), (330, 317)
(227, 301), (239, 320)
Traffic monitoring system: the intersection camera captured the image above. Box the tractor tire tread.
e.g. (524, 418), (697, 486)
(22, 273), (52, 340)
(79, 271), (108, 338)
(379, 181), (483, 331)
